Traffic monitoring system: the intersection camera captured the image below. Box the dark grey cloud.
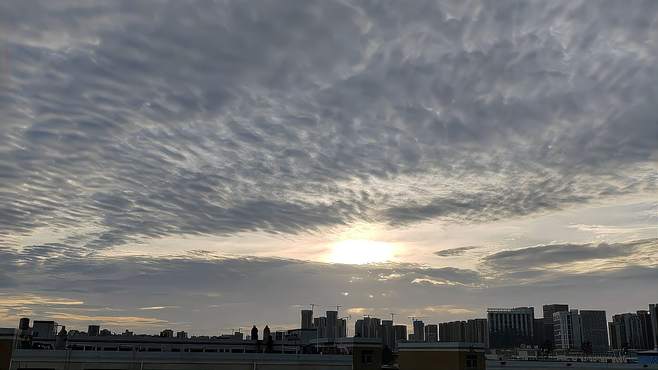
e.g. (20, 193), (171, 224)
(434, 246), (478, 257)
(1, 0), (657, 248)
(0, 244), (487, 331)
(1, 241), (656, 332)
(483, 238), (657, 270)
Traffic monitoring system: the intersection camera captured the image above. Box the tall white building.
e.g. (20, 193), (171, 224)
(554, 310), (582, 350)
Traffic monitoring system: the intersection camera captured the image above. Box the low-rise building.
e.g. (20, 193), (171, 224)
(397, 342), (486, 370)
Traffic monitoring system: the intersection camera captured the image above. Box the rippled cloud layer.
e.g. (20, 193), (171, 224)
(1, 1), (656, 248)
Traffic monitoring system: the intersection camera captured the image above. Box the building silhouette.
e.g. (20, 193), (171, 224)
(579, 310), (608, 353)
(637, 310), (654, 350)
(465, 319), (488, 348)
(301, 310), (313, 329)
(411, 320), (424, 342)
(650, 303), (658, 350)
(355, 317), (381, 339)
(176, 331), (188, 339)
(32, 321), (57, 339)
(487, 307), (534, 348)
(553, 310), (582, 350)
(424, 324), (438, 342)
(326, 311), (338, 340)
(393, 325), (407, 349)
(380, 320), (394, 349)
(88, 325), (100, 337)
(542, 304), (569, 348)
(439, 321), (465, 342)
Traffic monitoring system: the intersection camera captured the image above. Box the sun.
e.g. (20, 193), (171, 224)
(328, 239), (395, 265)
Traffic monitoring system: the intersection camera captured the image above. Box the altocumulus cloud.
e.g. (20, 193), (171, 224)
(0, 0), (656, 248)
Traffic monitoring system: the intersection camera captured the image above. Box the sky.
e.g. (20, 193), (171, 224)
(0, 0), (657, 336)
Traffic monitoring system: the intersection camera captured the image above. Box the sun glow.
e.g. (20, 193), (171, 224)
(328, 239), (396, 265)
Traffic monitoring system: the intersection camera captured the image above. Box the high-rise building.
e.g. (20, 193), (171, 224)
(354, 319), (363, 337)
(393, 325), (407, 348)
(412, 320), (425, 342)
(87, 325), (100, 337)
(609, 313), (642, 349)
(424, 324), (438, 342)
(609, 321), (620, 350)
(380, 320), (395, 348)
(439, 321), (466, 342)
(354, 317), (381, 339)
(326, 311), (337, 339)
(579, 310), (609, 353)
(637, 310), (654, 350)
(337, 318), (347, 338)
(554, 310), (582, 350)
(301, 310), (313, 329)
(649, 304), (658, 350)
(650, 304), (658, 350)
(543, 304), (569, 347)
(488, 307), (535, 348)
(465, 319), (489, 348)
(533, 318), (545, 345)
(160, 329), (174, 338)
(314, 317), (327, 338)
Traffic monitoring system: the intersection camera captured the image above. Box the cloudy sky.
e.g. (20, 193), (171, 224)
(1, 0), (657, 335)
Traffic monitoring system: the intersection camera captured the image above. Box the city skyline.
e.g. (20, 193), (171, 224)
(1, 0), (657, 335)
(7, 302), (657, 341)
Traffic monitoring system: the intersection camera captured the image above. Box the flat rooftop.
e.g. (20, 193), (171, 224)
(398, 342), (485, 350)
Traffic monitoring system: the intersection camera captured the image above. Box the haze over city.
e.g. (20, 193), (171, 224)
(1, 0), (657, 336)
